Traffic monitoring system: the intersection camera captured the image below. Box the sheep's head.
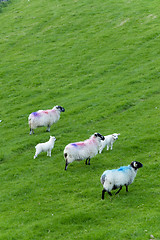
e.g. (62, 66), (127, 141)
(94, 133), (105, 141)
(50, 136), (56, 141)
(112, 133), (120, 140)
(130, 161), (143, 170)
(56, 105), (65, 112)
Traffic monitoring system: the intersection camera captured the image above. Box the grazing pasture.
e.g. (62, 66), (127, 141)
(0, 0), (160, 239)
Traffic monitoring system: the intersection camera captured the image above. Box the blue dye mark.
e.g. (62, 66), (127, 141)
(118, 166), (130, 172)
(32, 112), (39, 117)
(71, 143), (77, 147)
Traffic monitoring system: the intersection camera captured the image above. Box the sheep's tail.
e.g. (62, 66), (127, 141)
(101, 174), (106, 185)
(28, 115), (32, 128)
(28, 116), (31, 126)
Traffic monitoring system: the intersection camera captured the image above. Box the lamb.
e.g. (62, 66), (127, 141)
(28, 105), (65, 134)
(100, 161), (143, 199)
(34, 136), (56, 159)
(99, 133), (120, 153)
(64, 133), (105, 170)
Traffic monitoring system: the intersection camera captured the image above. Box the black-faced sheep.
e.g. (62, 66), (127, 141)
(64, 133), (105, 170)
(28, 105), (65, 134)
(100, 161), (143, 199)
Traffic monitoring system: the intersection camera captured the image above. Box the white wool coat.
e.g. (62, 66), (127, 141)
(34, 136), (56, 158)
(64, 134), (102, 164)
(28, 105), (65, 134)
(101, 165), (137, 192)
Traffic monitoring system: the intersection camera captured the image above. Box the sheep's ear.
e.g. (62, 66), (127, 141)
(94, 133), (98, 137)
(133, 161), (137, 168)
(131, 161), (138, 169)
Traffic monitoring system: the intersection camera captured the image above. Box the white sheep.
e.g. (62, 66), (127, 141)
(99, 133), (120, 153)
(28, 105), (65, 134)
(100, 161), (143, 199)
(34, 136), (56, 159)
(64, 133), (105, 170)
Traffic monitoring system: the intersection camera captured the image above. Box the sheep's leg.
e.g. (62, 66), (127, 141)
(126, 185), (128, 192)
(99, 147), (102, 154)
(65, 160), (68, 170)
(102, 189), (106, 199)
(47, 150), (51, 157)
(85, 157), (90, 165)
(102, 189), (112, 199)
(110, 143), (113, 150)
(46, 125), (50, 132)
(107, 145), (109, 151)
(115, 186), (122, 195)
(30, 128), (34, 135)
(34, 151), (39, 159)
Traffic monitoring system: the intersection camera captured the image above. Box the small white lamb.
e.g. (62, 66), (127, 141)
(34, 136), (56, 159)
(99, 133), (120, 153)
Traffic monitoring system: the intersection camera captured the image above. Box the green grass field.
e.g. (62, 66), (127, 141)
(0, 0), (160, 239)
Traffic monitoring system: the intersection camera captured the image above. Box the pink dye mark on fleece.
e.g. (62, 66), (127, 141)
(88, 137), (96, 144)
(76, 142), (86, 146)
(70, 142), (86, 148)
(70, 136), (97, 148)
(43, 110), (49, 114)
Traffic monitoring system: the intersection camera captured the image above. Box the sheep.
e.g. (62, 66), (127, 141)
(99, 133), (120, 153)
(34, 136), (56, 159)
(100, 161), (143, 199)
(28, 105), (65, 134)
(64, 133), (105, 170)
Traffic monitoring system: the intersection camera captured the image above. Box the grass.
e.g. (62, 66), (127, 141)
(0, 0), (160, 239)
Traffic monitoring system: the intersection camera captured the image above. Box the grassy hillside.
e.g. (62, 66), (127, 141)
(0, 0), (160, 239)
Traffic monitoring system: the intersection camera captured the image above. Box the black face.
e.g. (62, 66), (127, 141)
(94, 133), (105, 141)
(57, 106), (65, 112)
(130, 161), (143, 170)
